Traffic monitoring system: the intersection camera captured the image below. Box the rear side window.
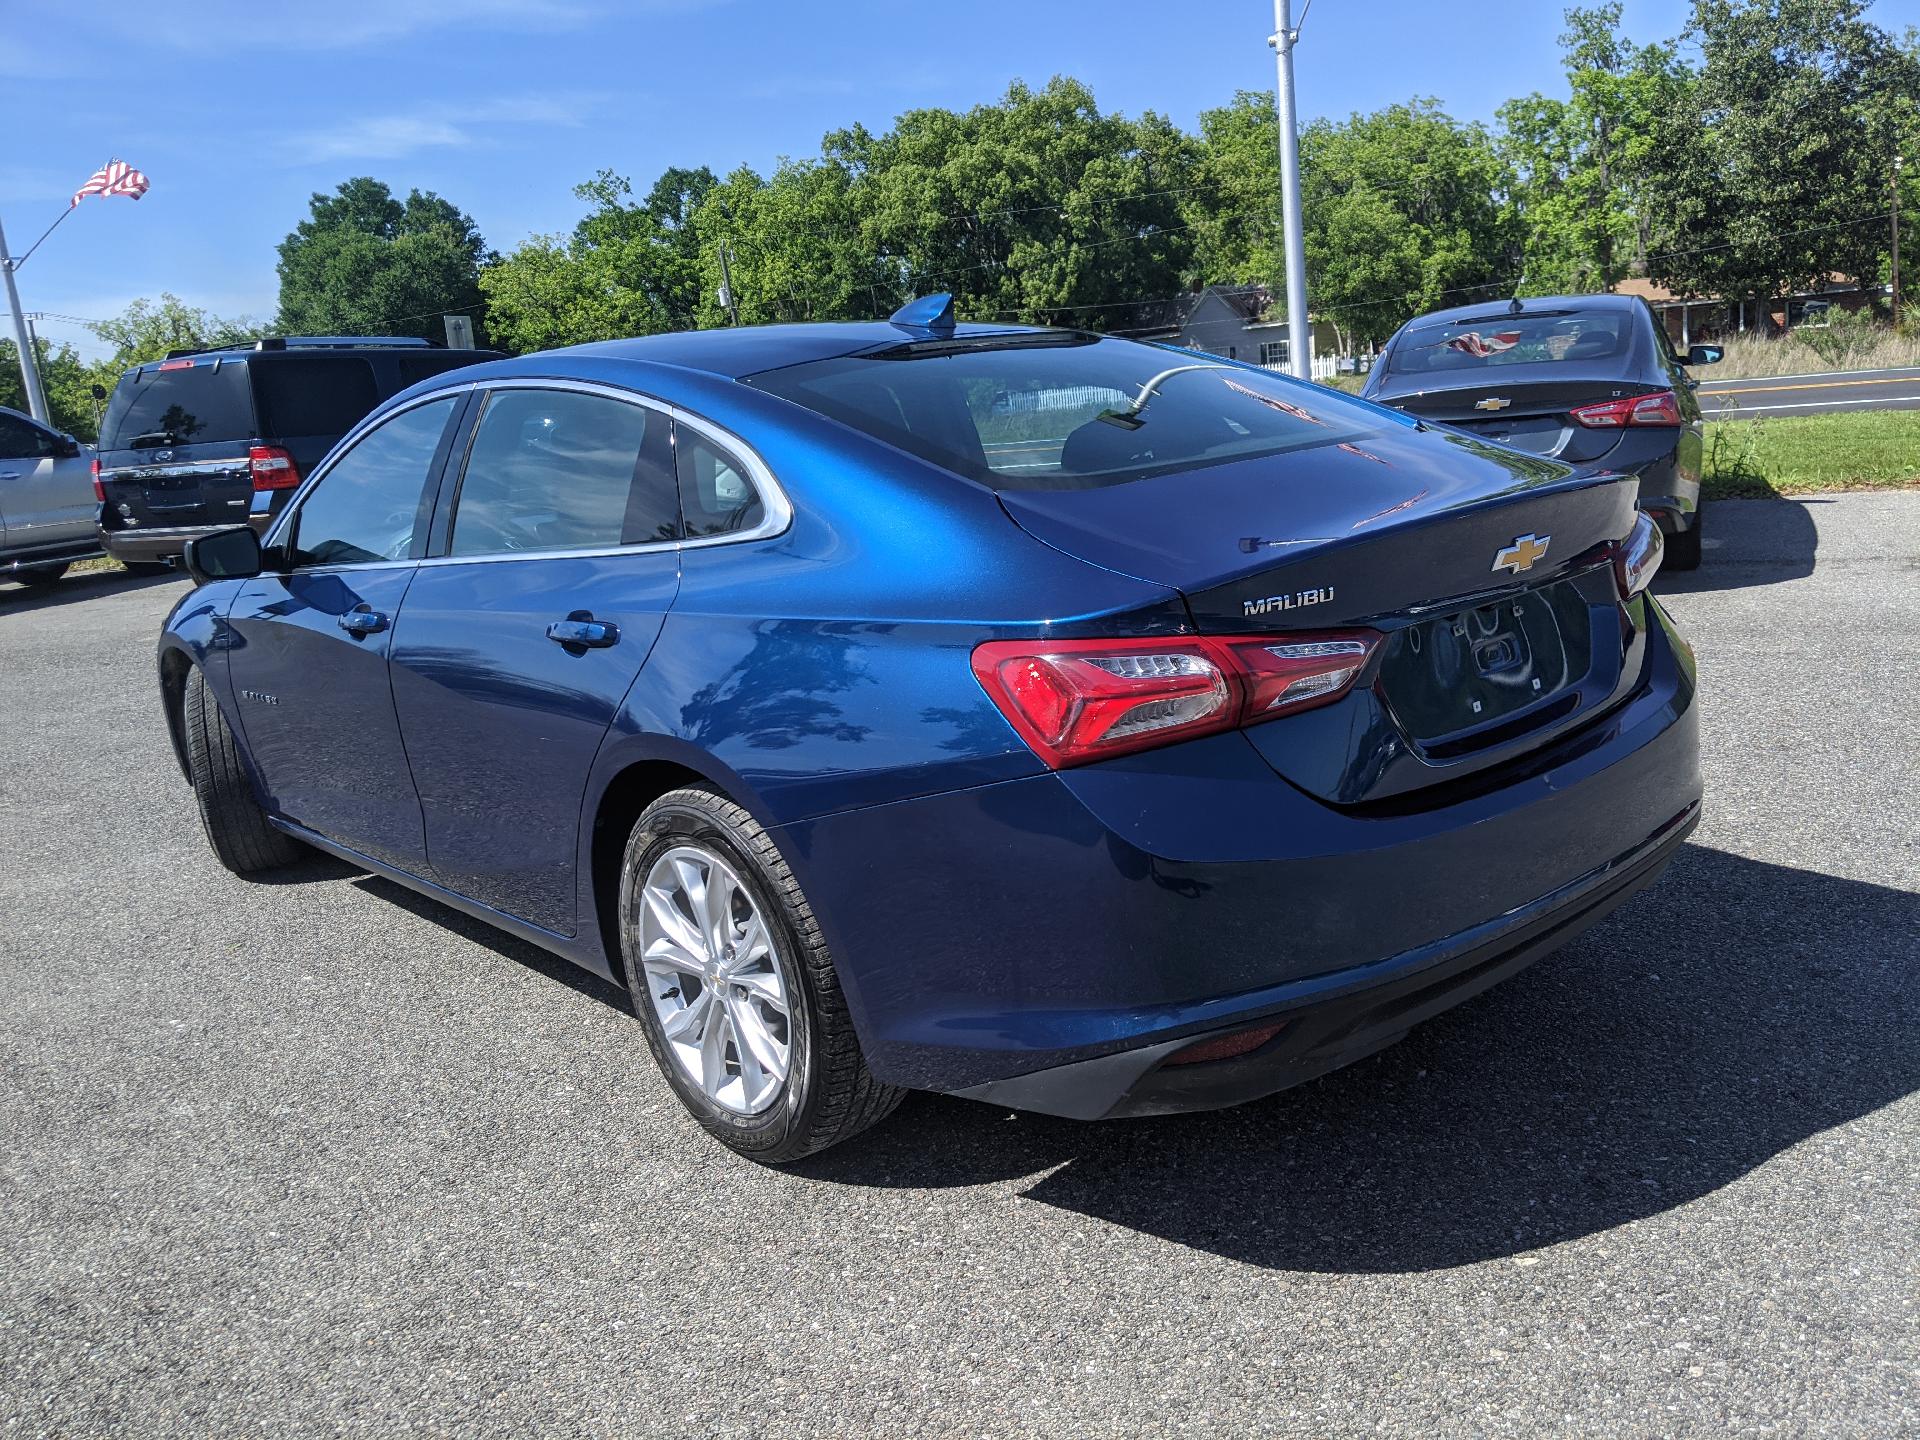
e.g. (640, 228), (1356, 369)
(99, 362), (255, 450)
(449, 389), (679, 558)
(1387, 312), (1628, 376)
(291, 397), (459, 567)
(677, 430), (765, 537)
(253, 357), (378, 438)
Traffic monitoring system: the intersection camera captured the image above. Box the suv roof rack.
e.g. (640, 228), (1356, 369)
(161, 335), (442, 360)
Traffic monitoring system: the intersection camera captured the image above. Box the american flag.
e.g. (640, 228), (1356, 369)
(71, 160), (150, 208)
(1446, 329), (1523, 358)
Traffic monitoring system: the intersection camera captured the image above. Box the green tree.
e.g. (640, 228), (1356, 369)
(275, 177), (491, 341)
(88, 292), (262, 370)
(1498, 5), (1689, 293)
(1299, 100), (1514, 345)
(0, 340), (101, 440)
(1642, 0), (1919, 313)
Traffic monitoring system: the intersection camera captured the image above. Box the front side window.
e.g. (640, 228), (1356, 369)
(291, 397), (458, 567)
(0, 413), (54, 459)
(449, 389), (678, 557)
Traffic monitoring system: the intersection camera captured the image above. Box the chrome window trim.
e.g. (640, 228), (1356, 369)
(263, 376), (794, 567)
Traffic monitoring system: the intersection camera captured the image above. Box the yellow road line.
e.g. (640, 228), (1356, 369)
(1709, 375), (1920, 396)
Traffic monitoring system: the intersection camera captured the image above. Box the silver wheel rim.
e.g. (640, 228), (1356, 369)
(638, 844), (791, 1116)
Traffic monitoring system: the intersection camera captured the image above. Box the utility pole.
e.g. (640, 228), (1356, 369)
(1269, 0), (1312, 382)
(717, 244), (741, 327)
(1893, 155), (1904, 320)
(0, 213), (50, 423)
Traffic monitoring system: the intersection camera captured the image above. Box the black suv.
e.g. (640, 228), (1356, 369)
(95, 337), (502, 568)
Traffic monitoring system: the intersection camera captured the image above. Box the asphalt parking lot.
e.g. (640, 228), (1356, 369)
(2, 495), (1915, 1438)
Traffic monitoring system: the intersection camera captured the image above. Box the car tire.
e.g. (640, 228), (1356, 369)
(183, 665), (306, 875)
(122, 560), (173, 578)
(617, 786), (904, 1163)
(1665, 512), (1702, 571)
(15, 564), (68, 587)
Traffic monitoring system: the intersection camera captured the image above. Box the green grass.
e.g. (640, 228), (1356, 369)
(1703, 409), (1920, 499)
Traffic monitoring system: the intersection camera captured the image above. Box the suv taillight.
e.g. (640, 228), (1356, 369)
(1570, 390), (1681, 428)
(248, 445), (301, 491)
(971, 631), (1380, 769)
(90, 457), (104, 502)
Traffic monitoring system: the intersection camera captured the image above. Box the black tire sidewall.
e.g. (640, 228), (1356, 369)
(618, 797), (820, 1158)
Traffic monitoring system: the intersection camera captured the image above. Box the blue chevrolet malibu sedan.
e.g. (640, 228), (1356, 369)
(158, 295), (1701, 1162)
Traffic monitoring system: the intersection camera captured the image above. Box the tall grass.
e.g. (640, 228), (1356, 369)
(1701, 315), (1920, 380)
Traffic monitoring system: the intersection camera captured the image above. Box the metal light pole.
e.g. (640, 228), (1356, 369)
(1893, 155), (1904, 320)
(1269, 0), (1312, 381)
(0, 214), (50, 423)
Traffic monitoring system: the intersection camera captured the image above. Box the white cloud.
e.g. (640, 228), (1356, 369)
(280, 95), (600, 165)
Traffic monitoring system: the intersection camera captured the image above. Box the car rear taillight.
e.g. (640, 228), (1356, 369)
(972, 630), (1380, 769)
(248, 445), (301, 491)
(1570, 390), (1682, 428)
(90, 457), (104, 503)
(1615, 511), (1664, 597)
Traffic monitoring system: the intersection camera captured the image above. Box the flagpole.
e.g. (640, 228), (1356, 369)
(12, 202), (77, 271)
(0, 212), (51, 424)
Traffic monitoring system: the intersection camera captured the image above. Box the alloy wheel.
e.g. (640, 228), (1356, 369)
(638, 844), (792, 1115)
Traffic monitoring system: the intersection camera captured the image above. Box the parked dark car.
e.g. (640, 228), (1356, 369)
(0, 405), (99, 585)
(158, 295), (1700, 1163)
(95, 336), (501, 570)
(1361, 294), (1721, 568)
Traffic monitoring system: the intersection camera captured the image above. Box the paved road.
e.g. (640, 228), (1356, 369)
(1697, 364), (1920, 418)
(2, 498), (1915, 1437)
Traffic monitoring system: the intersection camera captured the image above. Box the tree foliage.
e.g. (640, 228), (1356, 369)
(276, 177), (490, 342)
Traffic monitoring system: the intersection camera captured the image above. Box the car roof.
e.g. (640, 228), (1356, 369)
(553, 320), (1058, 381)
(1402, 293), (1647, 332)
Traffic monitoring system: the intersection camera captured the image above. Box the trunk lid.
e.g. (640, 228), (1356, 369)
(1371, 372), (1649, 464)
(998, 425), (1647, 806)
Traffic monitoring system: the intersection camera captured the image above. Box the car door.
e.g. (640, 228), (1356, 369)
(224, 392), (468, 870)
(387, 382), (684, 936)
(0, 412), (93, 549)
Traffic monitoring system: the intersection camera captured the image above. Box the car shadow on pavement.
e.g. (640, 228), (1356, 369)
(0, 568), (186, 612)
(1655, 498), (1821, 595)
(799, 844), (1918, 1273)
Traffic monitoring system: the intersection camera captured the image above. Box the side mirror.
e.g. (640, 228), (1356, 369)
(1686, 344), (1723, 366)
(54, 434), (81, 458)
(182, 525), (263, 586)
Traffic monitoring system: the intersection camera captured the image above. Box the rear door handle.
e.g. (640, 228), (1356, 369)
(337, 607), (389, 636)
(546, 615), (620, 649)
(0, 470), (21, 480)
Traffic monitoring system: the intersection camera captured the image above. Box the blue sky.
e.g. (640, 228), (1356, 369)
(1, 0), (1789, 360)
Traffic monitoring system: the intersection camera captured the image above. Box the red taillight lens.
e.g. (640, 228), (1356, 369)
(248, 445), (301, 491)
(971, 639), (1236, 768)
(972, 630), (1379, 769)
(90, 457), (104, 503)
(1615, 511), (1664, 597)
(1570, 390), (1681, 428)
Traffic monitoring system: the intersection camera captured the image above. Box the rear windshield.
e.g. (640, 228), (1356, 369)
(253, 356), (379, 437)
(1386, 311), (1630, 376)
(743, 334), (1384, 490)
(99, 362), (255, 451)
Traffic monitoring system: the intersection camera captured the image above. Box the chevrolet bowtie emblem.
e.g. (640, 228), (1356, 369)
(1493, 533), (1551, 574)
(1474, 397), (1512, 411)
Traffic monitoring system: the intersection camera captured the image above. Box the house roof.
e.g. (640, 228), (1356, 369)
(1109, 282), (1272, 336)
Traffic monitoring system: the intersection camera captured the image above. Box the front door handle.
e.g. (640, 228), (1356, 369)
(546, 615), (620, 650)
(0, 470), (21, 480)
(337, 606), (389, 636)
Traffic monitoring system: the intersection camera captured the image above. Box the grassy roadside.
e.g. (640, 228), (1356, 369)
(1703, 409), (1920, 498)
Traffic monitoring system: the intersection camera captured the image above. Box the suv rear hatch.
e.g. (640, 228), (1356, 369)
(96, 358), (257, 530)
(997, 425), (1649, 807)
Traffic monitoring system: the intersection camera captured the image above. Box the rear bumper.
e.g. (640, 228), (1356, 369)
(777, 597), (1701, 1103)
(99, 514), (271, 564)
(953, 799), (1695, 1118)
